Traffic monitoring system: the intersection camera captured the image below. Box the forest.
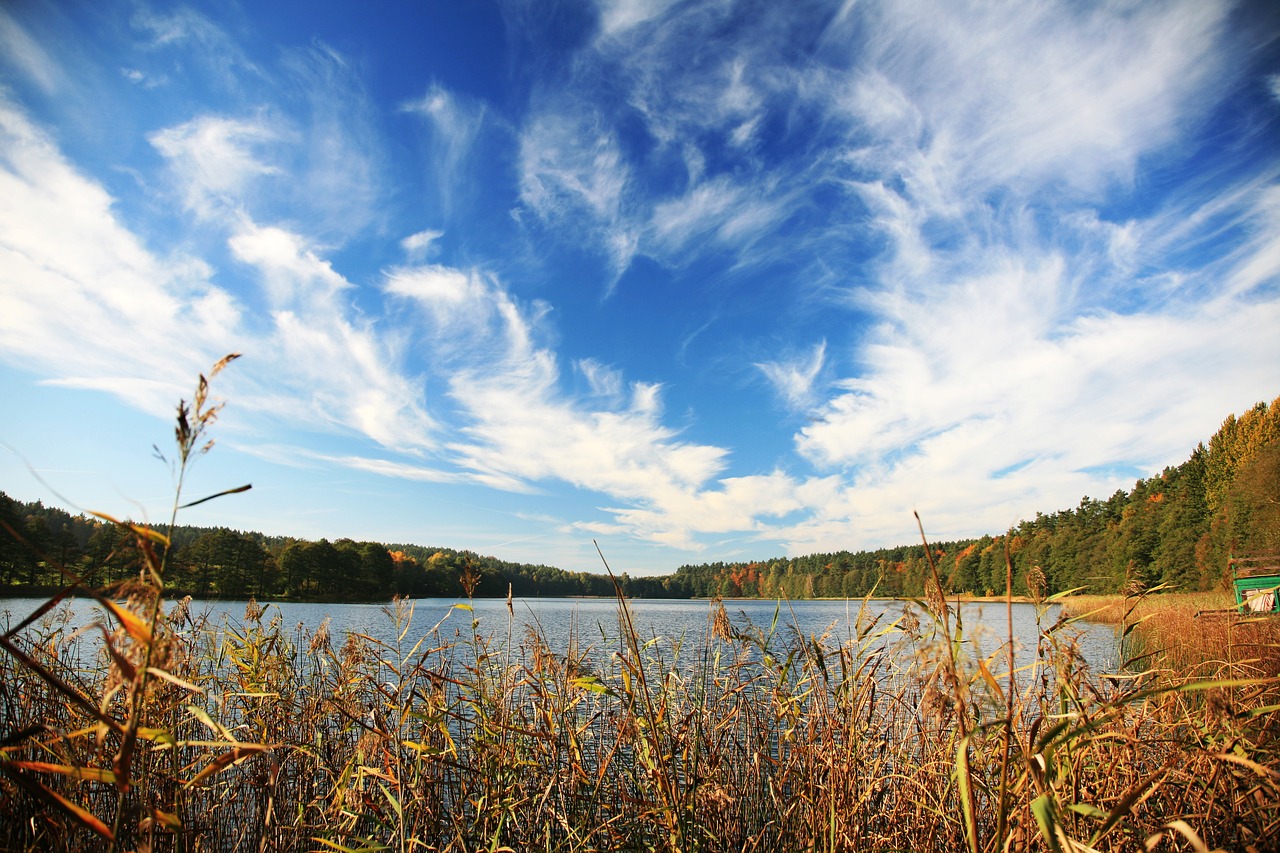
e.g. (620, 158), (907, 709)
(2, 394), (1277, 602)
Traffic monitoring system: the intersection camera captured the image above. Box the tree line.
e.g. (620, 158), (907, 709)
(2, 394), (1277, 601)
(0, 504), (618, 601)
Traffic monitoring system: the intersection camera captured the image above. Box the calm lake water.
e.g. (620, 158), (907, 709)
(0, 595), (1120, 674)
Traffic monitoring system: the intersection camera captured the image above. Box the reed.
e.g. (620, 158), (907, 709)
(1057, 590), (1232, 626)
(2, 367), (1278, 852)
(1061, 589), (1280, 679)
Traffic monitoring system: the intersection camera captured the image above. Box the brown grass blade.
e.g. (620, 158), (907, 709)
(4, 759), (118, 784)
(184, 745), (271, 788)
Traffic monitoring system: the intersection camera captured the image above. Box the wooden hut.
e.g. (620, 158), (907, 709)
(1232, 553), (1280, 614)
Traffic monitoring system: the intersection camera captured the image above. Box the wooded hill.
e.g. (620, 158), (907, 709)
(2, 395), (1277, 601)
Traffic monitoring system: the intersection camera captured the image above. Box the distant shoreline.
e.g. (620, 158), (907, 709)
(0, 586), (1043, 605)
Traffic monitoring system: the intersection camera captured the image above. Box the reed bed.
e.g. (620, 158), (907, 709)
(2, 362), (1278, 852)
(1060, 589), (1280, 681)
(1057, 592), (1232, 626)
(3, 580), (1279, 852)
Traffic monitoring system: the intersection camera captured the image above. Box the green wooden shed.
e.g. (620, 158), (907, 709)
(1231, 553), (1280, 614)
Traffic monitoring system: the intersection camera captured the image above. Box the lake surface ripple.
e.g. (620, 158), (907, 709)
(1, 595), (1119, 676)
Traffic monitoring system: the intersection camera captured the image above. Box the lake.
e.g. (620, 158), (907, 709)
(0, 594), (1120, 675)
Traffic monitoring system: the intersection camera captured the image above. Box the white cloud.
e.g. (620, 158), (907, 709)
(130, 5), (262, 90)
(756, 341), (827, 411)
(648, 174), (790, 261)
(794, 271), (1280, 548)
(576, 358), (625, 400)
(829, 0), (1231, 207)
(132, 6), (221, 49)
(279, 43), (386, 241)
(590, 1), (777, 146)
(229, 224), (348, 304)
(0, 8), (62, 94)
(386, 259), (770, 545)
(595, 0), (679, 38)
(402, 229), (443, 260)
(335, 454), (528, 491)
(0, 97), (236, 409)
(150, 114), (282, 219)
(606, 471), (803, 539)
(729, 115), (761, 149)
(402, 84), (486, 218)
(145, 42), (385, 242)
(385, 265), (473, 307)
(451, 376), (729, 502)
(120, 67), (165, 88)
(384, 264), (516, 358)
(229, 222), (437, 451)
(518, 109), (638, 279)
(519, 113), (627, 221)
(650, 179), (738, 244)
(386, 264), (474, 307)
(1222, 183), (1280, 298)
(844, 178), (934, 281)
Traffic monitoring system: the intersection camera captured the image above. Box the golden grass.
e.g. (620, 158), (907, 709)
(1058, 590), (1234, 625)
(5, 587), (1279, 852)
(1061, 589), (1280, 679)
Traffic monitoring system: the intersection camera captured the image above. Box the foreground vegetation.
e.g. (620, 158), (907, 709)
(3, 564), (1278, 852)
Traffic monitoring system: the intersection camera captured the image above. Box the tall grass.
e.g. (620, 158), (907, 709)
(1060, 589), (1280, 678)
(2, 365), (1278, 852)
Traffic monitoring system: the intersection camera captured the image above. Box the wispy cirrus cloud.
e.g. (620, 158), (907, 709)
(130, 5), (263, 93)
(150, 114), (283, 219)
(402, 83), (487, 220)
(594, 0), (680, 39)
(756, 341), (827, 411)
(315, 451), (518, 491)
(824, 0), (1230, 203)
(146, 36), (385, 243)
(401, 229), (444, 261)
(515, 1), (809, 284)
(228, 224), (437, 451)
(387, 259), (733, 525)
(575, 358), (626, 401)
(649, 175), (791, 258)
(600, 471), (808, 548)
(0, 87), (434, 456)
(0, 96), (238, 410)
(517, 108), (638, 281)
(0, 8), (62, 94)
(1221, 182), (1280, 299)
(277, 43), (387, 242)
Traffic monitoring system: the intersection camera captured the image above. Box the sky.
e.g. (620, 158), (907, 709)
(1, 0), (1278, 576)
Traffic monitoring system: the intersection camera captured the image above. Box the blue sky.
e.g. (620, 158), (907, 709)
(1, 0), (1278, 576)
